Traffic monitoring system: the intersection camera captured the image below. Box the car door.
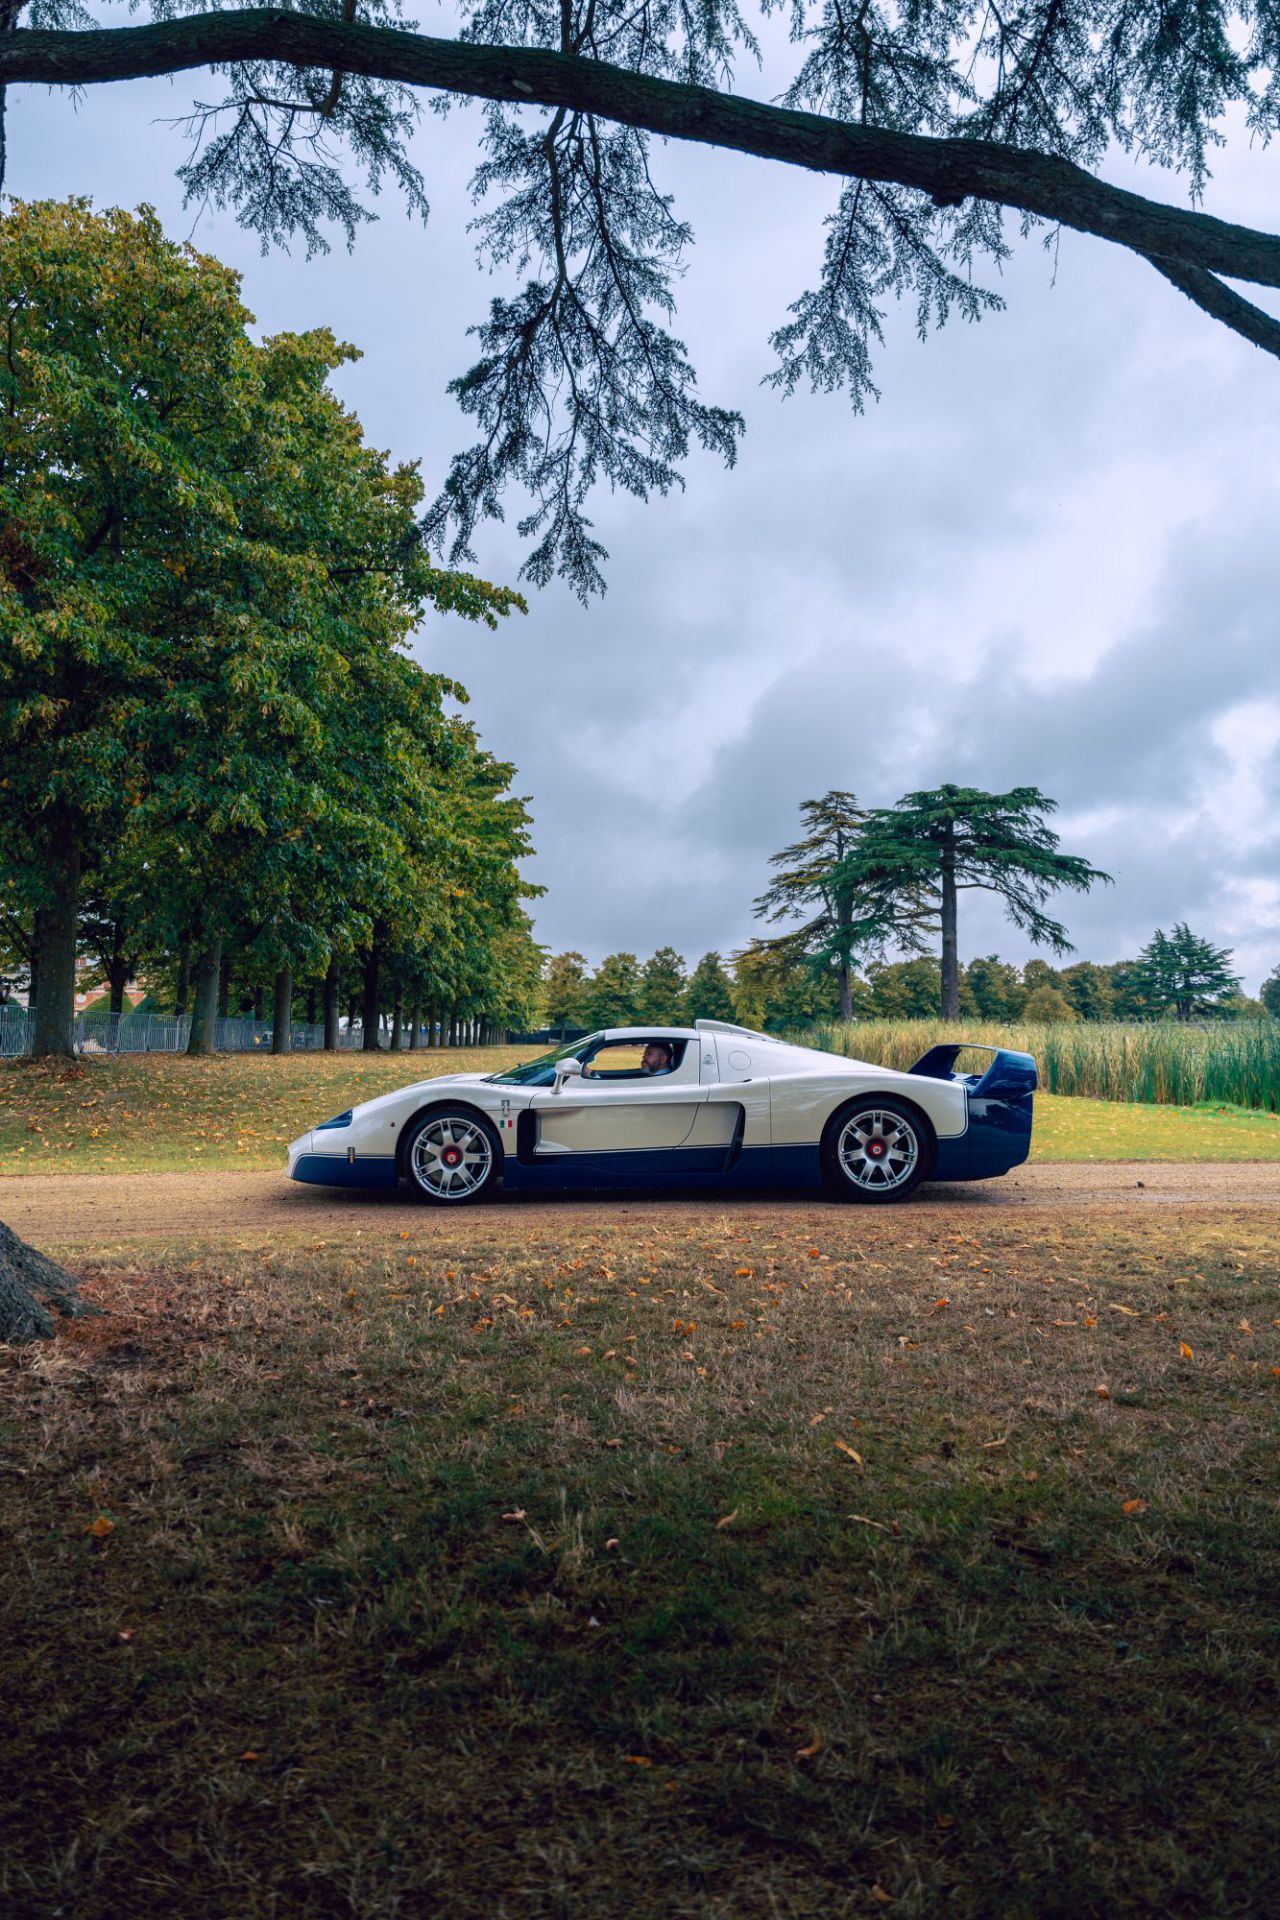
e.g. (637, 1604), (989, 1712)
(529, 1038), (706, 1158)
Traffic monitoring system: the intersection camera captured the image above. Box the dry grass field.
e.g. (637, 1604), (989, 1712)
(3, 1207), (1279, 1917)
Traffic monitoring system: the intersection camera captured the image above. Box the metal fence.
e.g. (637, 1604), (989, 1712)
(0, 1010), (372, 1058)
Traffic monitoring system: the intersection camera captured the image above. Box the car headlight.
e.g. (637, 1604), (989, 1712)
(316, 1109), (353, 1131)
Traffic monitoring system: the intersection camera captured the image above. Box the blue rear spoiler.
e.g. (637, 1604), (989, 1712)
(909, 1044), (1038, 1095)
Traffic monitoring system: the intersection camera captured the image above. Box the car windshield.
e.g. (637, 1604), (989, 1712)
(486, 1037), (594, 1088)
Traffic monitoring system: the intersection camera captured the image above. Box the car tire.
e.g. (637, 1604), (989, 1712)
(821, 1096), (932, 1204)
(402, 1107), (502, 1206)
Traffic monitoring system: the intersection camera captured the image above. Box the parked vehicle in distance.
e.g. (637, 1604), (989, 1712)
(287, 1021), (1037, 1206)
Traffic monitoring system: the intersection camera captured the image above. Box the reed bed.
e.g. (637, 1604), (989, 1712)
(800, 1018), (1280, 1111)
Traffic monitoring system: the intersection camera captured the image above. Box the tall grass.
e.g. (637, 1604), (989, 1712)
(799, 1018), (1280, 1111)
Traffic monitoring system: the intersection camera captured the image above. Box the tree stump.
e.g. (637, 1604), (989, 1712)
(0, 1221), (100, 1342)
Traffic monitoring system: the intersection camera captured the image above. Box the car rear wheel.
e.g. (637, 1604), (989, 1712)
(403, 1108), (501, 1205)
(822, 1098), (931, 1204)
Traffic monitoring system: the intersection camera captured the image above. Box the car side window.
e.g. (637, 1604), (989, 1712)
(582, 1039), (687, 1079)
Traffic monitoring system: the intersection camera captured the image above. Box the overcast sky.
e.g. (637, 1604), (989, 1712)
(11, 21), (1280, 989)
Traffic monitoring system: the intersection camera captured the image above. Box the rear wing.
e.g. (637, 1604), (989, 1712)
(909, 1044), (1038, 1096)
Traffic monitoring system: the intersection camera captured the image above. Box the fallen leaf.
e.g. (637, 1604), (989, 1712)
(715, 1509), (739, 1530)
(795, 1730), (822, 1759)
(623, 1755), (653, 1768)
(846, 1512), (891, 1532)
(501, 1509), (527, 1523)
(734, 1267), (753, 1277)
(1180, 1341), (1194, 1360)
(928, 1297), (950, 1313)
(871, 1887), (894, 1906)
(86, 1515), (115, 1539)
(834, 1440), (864, 1469)
(1095, 1385), (1111, 1399)
(808, 1411), (827, 1426)
(240, 1751), (260, 1763)
(1122, 1498), (1147, 1515)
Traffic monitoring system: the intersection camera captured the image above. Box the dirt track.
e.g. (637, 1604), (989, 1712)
(9, 1161), (1280, 1253)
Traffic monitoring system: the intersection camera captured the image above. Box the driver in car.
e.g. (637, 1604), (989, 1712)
(641, 1041), (674, 1076)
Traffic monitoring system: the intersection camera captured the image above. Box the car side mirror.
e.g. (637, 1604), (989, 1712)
(553, 1057), (583, 1093)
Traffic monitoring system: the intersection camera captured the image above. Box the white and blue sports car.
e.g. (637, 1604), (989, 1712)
(287, 1021), (1036, 1206)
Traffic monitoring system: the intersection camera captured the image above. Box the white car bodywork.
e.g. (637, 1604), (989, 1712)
(287, 1020), (1036, 1199)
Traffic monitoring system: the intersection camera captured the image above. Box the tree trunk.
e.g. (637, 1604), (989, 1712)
(323, 959), (341, 1051)
(0, 1220), (102, 1343)
(838, 963), (852, 1023)
(408, 1001), (421, 1050)
(940, 825), (960, 1021)
(104, 917), (132, 1017)
(389, 985), (404, 1051)
(175, 943), (191, 1018)
(30, 832), (80, 1060)
(251, 983), (265, 1022)
(187, 938), (222, 1055)
(362, 934), (382, 1052)
(426, 1001), (438, 1047)
(271, 968), (293, 1054)
(217, 954), (231, 1018)
(28, 911), (42, 1010)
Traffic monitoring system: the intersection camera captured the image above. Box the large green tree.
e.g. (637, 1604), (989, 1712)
(754, 792), (871, 1022)
(586, 952), (642, 1028)
(6, 8), (1280, 595)
(542, 951), (590, 1034)
(0, 199), (522, 1061)
(637, 946), (687, 1024)
(685, 951), (736, 1024)
(1129, 924), (1242, 1022)
(837, 785), (1110, 1020)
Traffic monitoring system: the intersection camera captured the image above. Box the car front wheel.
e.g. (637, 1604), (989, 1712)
(403, 1108), (501, 1205)
(822, 1098), (931, 1204)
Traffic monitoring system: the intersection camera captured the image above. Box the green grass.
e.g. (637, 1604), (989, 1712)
(4, 1210), (1279, 1917)
(807, 1017), (1280, 1112)
(2, 1051), (1280, 1174)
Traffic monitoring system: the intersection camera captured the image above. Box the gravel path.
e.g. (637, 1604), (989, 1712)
(9, 1161), (1280, 1252)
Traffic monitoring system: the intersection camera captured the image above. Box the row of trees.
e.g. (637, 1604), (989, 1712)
(538, 928), (1268, 1036)
(1, 201), (541, 1057)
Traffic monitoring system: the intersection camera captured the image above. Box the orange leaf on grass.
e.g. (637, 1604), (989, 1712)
(795, 1730), (822, 1759)
(1180, 1342), (1194, 1360)
(85, 1515), (114, 1539)
(834, 1440), (864, 1469)
(1121, 1498), (1147, 1515)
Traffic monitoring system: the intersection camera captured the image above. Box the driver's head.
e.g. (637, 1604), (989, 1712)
(642, 1042), (673, 1074)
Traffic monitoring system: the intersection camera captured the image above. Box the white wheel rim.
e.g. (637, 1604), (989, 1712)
(836, 1109), (919, 1192)
(410, 1117), (493, 1198)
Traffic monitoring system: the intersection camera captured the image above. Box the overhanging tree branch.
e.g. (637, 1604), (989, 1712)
(7, 13), (1280, 297)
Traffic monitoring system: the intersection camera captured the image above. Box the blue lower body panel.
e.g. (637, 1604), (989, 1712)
(292, 1153), (399, 1190)
(501, 1143), (823, 1193)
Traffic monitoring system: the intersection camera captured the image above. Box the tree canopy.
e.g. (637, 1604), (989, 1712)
(753, 791), (870, 1021)
(833, 783), (1111, 1019)
(1129, 923), (1242, 1022)
(0, 198), (532, 1056)
(7, 5), (1280, 594)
